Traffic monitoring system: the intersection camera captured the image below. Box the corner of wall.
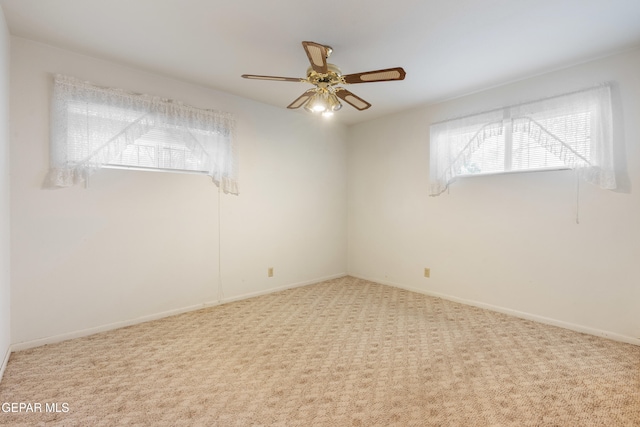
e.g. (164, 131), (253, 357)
(0, 4), (12, 383)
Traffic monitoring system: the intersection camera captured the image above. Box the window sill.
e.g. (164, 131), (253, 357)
(102, 164), (209, 176)
(457, 166), (571, 179)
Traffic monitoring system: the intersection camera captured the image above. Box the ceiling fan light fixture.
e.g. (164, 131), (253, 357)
(312, 102), (327, 113)
(303, 92), (329, 113)
(328, 93), (342, 112)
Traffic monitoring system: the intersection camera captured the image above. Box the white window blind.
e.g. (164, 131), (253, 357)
(45, 74), (239, 194)
(429, 85), (615, 196)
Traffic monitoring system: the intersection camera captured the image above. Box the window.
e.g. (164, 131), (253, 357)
(109, 129), (208, 172)
(429, 85), (615, 196)
(46, 74), (238, 194)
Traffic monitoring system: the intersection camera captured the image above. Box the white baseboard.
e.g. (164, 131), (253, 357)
(11, 300), (220, 352)
(221, 272), (347, 304)
(350, 274), (640, 347)
(0, 344), (10, 383)
(10, 272), (348, 352)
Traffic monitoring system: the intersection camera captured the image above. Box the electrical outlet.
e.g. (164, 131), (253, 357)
(268, 267), (274, 277)
(424, 268), (430, 278)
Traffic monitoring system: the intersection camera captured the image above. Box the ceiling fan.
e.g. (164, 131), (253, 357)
(242, 41), (406, 117)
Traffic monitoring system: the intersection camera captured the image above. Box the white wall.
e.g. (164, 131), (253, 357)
(348, 48), (640, 344)
(0, 7), (11, 377)
(10, 38), (347, 347)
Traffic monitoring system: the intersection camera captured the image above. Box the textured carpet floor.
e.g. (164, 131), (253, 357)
(0, 276), (639, 426)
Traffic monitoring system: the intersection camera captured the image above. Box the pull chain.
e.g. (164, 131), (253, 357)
(575, 172), (580, 225)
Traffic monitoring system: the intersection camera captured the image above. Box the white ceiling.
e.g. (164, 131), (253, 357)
(2, 0), (640, 125)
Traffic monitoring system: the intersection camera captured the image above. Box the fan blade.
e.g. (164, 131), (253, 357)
(342, 67), (406, 84)
(287, 89), (316, 109)
(302, 41), (328, 74)
(335, 89), (371, 111)
(242, 74), (305, 82)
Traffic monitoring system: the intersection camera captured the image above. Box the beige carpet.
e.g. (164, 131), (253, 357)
(0, 276), (639, 426)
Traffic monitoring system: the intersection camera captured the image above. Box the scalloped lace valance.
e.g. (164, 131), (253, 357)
(429, 85), (615, 196)
(45, 74), (239, 194)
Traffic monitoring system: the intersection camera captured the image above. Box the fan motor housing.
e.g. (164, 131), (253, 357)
(306, 63), (344, 87)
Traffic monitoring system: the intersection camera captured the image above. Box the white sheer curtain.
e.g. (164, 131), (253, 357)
(429, 84), (614, 196)
(45, 74), (239, 194)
